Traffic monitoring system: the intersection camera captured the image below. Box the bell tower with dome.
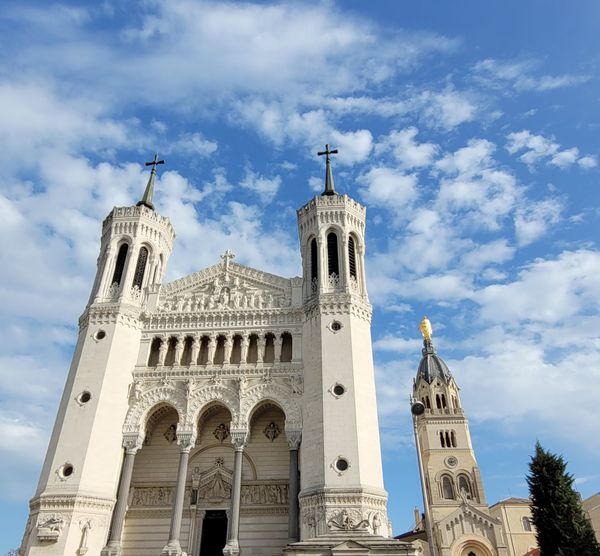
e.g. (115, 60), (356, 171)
(411, 317), (508, 556)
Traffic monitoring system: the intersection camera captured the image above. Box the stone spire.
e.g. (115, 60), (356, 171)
(137, 153), (165, 210)
(317, 144), (338, 196)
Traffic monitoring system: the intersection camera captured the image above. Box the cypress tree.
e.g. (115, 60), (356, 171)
(527, 442), (600, 555)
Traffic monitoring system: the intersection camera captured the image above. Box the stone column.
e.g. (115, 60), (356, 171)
(358, 244), (367, 296)
(206, 335), (216, 365)
(158, 336), (168, 366)
(287, 430), (301, 542)
(317, 236), (325, 292)
(240, 334), (249, 364)
(93, 245), (113, 303)
(274, 335), (283, 363)
(119, 244), (139, 301)
(341, 235), (350, 292)
(101, 435), (143, 556)
(190, 335), (200, 366)
(224, 334), (233, 364)
(162, 433), (195, 556)
(224, 431), (247, 556)
(256, 335), (266, 364)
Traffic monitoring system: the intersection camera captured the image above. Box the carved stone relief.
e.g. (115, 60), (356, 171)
(36, 514), (66, 542)
(213, 423), (230, 443)
(131, 487), (174, 507)
(327, 509), (370, 531)
(263, 421), (281, 442)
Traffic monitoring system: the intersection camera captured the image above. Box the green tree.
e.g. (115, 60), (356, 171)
(527, 442), (600, 555)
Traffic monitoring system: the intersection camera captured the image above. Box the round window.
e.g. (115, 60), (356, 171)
(330, 321), (342, 332)
(95, 330), (106, 340)
(333, 384), (345, 396)
(59, 463), (74, 479)
(77, 391), (92, 404)
(335, 458), (349, 472)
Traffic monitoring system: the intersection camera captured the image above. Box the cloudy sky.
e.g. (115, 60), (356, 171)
(2, 0), (600, 550)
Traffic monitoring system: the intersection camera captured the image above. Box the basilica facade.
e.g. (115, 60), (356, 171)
(20, 153), (418, 556)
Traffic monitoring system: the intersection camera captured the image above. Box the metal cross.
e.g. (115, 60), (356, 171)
(221, 249), (236, 271)
(317, 144), (338, 163)
(145, 153), (165, 172)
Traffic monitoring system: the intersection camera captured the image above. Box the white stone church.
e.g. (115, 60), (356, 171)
(19, 150), (511, 556)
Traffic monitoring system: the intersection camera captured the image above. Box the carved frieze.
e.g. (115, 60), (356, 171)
(131, 487), (174, 507)
(36, 514), (66, 542)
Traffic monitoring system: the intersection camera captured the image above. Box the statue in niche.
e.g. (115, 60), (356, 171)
(263, 421), (281, 442)
(164, 424), (177, 443)
(290, 374), (303, 395)
(213, 423), (230, 443)
(372, 513), (382, 535)
(78, 519), (92, 555)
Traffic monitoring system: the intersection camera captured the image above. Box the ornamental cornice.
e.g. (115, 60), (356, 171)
(29, 494), (115, 513)
(104, 205), (175, 241)
(142, 308), (304, 331)
(79, 304), (143, 330)
(303, 295), (372, 323)
(132, 363), (304, 381)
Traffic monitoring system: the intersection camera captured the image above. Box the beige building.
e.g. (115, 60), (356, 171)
(19, 152), (418, 556)
(489, 498), (537, 556)
(583, 491), (600, 543)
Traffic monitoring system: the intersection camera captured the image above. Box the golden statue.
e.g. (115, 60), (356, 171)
(419, 316), (432, 341)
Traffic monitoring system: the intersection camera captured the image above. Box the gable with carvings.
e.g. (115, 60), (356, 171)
(156, 260), (294, 314)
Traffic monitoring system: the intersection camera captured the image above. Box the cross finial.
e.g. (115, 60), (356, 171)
(317, 144), (338, 196)
(137, 153), (165, 211)
(221, 249), (235, 271)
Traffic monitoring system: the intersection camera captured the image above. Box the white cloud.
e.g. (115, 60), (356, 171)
(473, 58), (589, 92)
(506, 130), (595, 170)
(373, 336), (423, 353)
(417, 87), (478, 129)
(240, 169), (282, 202)
(163, 132), (218, 157)
(514, 198), (562, 246)
(461, 239), (515, 270)
(358, 167), (418, 214)
(375, 127), (438, 169)
(477, 250), (600, 324)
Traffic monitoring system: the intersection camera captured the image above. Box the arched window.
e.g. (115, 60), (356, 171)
(327, 232), (339, 277)
(310, 238), (318, 281)
(264, 333), (275, 363)
(441, 475), (454, 499)
(468, 552), (477, 556)
(440, 431), (445, 448)
(451, 430), (457, 448)
(441, 394), (447, 408)
(445, 431), (451, 448)
(132, 246), (149, 289)
(112, 243), (129, 285)
(436, 394), (442, 409)
(281, 332), (293, 362)
(148, 337), (161, 367)
(425, 396), (431, 409)
(181, 336), (194, 366)
(458, 475), (472, 499)
(348, 236), (357, 279)
(522, 516), (532, 532)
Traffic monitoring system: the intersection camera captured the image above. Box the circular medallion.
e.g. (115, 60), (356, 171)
(446, 456), (458, 468)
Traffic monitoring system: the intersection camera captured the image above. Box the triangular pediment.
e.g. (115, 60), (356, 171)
(158, 260), (293, 312)
(439, 502), (501, 529)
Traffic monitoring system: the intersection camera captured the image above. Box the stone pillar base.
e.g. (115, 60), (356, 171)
(161, 540), (187, 556)
(223, 540), (240, 556)
(101, 541), (123, 556)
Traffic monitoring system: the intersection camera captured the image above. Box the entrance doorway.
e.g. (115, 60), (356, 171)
(199, 510), (228, 555)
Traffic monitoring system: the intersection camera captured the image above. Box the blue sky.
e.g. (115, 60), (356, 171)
(1, 0), (600, 551)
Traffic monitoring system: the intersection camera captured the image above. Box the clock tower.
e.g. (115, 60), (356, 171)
(412, 317), (508, 556)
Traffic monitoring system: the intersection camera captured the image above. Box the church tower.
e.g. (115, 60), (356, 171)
(20, 158), (176, 556)
(285, 146), (416, 554)
(411, 317), (508, 556)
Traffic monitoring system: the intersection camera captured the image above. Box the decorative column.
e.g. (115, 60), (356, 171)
(158, 336), (168, 366)
(101, 435), (143, 556)
(317, 236), (325, 293)
(223, 431), (247, 556)
(358, 244), (367, 297)
(240, 334), (249, 364)
(206, 335), (216, 365)
(162, 432), (196, 556)
(256, 335), (266, 364)
(93, 245), (113, 303)
(224, 335), (233, 364)
(274, 334), (283, 363)
(119, 244), (139, 301)
(190, 335), (200, 366)
(287, 430), (301, 542)
(173, 335), (185, 366)
(341, 235), (350, 292)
